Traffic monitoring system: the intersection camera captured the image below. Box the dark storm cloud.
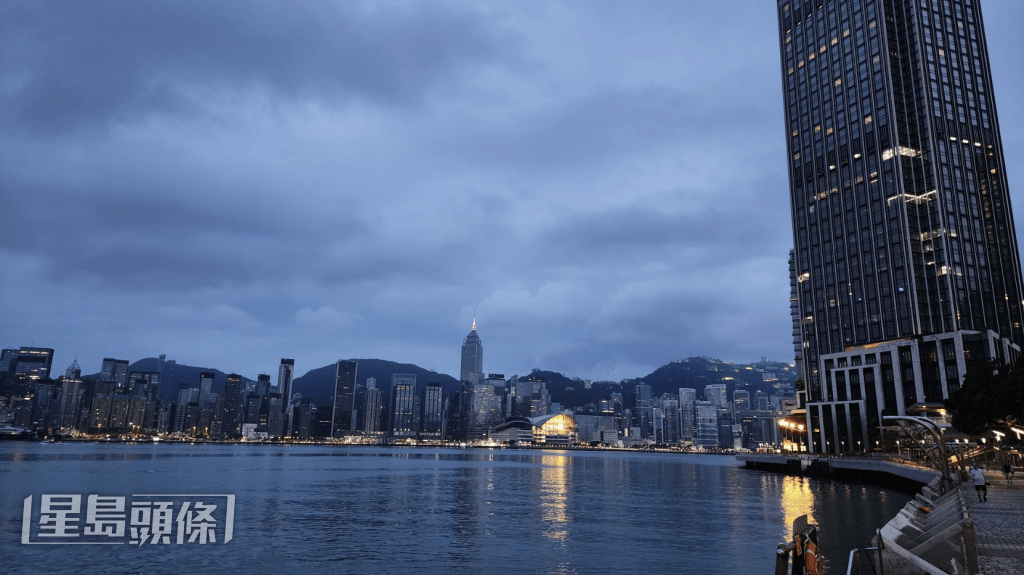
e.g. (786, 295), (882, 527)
(0, 0), (513, 135)
(5, 2), (1019, 382)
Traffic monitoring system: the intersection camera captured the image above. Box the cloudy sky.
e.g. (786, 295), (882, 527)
(2, 1), (1023, 382)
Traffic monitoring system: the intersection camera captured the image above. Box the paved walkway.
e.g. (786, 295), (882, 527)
(965, 467), (1024, 575)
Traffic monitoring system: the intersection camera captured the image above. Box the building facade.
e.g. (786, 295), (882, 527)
(777, 0), (1024, 453)
(460, 320), (483, 382)
(332, 360), (358, 438)
(390, 374), (417, 438)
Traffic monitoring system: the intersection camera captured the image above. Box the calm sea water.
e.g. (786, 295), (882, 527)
(0, 444), (911, 574)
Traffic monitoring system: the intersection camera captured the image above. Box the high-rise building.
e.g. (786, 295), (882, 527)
(127, 371), (160, 400)
(421, 385), (445, 438)
(7, 347), (55, 380)
(465, 374), (505, 441)
(100, 358), (129, 386)
(460, 319), (483, 382)
(66, 359), (82, 380)
(679, 388), (696, 442)
(219, 373), (244, 437)
(363, 382), (383, 435)
(777, 0), (1024, 454)
(332, 360), (358, 438)
(634, 384), (653, 439)
(704, 384), (728, 408)
(199, 372), (216, 409)
(255, 374), (271, 398)
(694, 401), (719, 449)
(278, 358), (295, 411)
(389, 374), (417, 438)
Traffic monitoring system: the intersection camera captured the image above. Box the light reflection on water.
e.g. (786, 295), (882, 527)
(1, 444), (912, 575)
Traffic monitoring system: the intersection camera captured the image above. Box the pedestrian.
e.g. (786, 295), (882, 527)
(970, 465), (988, 502)
(1004, 462), (1014, 485)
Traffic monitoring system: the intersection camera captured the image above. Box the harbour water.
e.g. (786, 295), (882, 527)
(1, 444), (912, 574)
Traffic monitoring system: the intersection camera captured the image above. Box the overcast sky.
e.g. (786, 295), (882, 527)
(2, 1), (1022, 382)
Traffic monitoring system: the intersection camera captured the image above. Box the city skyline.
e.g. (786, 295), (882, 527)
(2, 2), (1022, 383)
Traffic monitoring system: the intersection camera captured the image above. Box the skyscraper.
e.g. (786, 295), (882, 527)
(220, 373), (244, 437)
(199, 372), (215, 409)
(389, 374), (417, 438)
(778, 0), (1023, 453)
(7, 347), (55, 380)
(363, 381), (383, 435)
(332, 360), (358, 438)
(460, 319), (483, 382)
(100, 358), (129, 386)
(704, 384), (728, 408)
(278, 358), (295, 412)
(421, 384), (445, 439)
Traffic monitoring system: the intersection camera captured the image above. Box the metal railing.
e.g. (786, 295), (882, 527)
(874, 477), (979, 574)
(845, 529), (884, 575)
(775, 517), (821, 575)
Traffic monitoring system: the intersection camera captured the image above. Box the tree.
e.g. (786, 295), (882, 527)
(945, 357), (1024, 435)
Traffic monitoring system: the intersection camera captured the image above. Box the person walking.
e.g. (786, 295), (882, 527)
(1004, 462), (1015, 485)
(970, 465), (988, 502)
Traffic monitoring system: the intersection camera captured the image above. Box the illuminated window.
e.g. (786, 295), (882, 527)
(864, 115), (872, 124)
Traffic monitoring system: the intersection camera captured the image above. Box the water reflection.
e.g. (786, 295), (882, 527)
(539, 454), (570, 541)
(780, 475), (816, 535)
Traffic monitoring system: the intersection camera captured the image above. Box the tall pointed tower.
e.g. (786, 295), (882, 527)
(460, 319), (483, 382)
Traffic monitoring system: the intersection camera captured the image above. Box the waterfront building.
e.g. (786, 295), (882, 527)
(266, 394), (283, 437)
(199, 372), (215, 409)
(777, 0), (1024, 453)
(52, 374), (84, 434)
(661, 397), (680, 443)
(651, 407), (665, 444)
(717, 407), (735, 449)
(171, 383), (196, 433)
(363, 383), (382, 435)
(389, 374), (417, 438)
(420, 385), (444, 438)
(465, 375), (504, 441)
(292, 399), (315, 439)
(635, 383), (653, 439)
(5, 347), (55, 381)
(574, 414), (618, 444)
(679, 388), (696, 443)
(219, 373), (244, 437)
(694, 401), (719, 449)
(331, 360), (358, 438)
(460, 319), (483, 382)
(278, 358), (294, 413)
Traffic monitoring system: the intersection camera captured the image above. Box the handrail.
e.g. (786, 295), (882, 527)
(845, 528), (884, 575)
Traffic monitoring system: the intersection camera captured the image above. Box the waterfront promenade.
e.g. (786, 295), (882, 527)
(970, 467), (1024, 575)
(738, 453), (1024, 574)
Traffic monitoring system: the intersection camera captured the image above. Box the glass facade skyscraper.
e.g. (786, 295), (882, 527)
(778, 0), (1023, 453)
(332, 360), (358, 438)
(460, 320), (483, 383)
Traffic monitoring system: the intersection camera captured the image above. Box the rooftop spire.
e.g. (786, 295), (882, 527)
(472, 317), (476, 331)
